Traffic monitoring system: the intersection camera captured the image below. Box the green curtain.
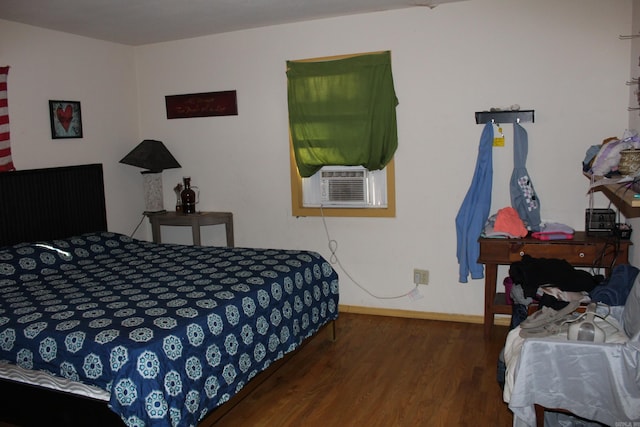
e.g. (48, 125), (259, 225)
(287, 51), (398, 178)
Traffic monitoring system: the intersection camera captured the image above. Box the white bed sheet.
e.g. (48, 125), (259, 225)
(503, 306), (640, 427)
(0, 360), (109, 401)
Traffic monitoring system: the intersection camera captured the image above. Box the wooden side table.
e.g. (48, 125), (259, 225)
(478, 232), (630, 338)
(146, 211), (234, 247)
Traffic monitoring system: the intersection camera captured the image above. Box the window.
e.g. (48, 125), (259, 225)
(287, 51), (398, 217)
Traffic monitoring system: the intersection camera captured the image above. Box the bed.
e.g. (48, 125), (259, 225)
(0, 163), (340, 426)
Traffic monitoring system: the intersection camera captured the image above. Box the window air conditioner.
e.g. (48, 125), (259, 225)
(302, 165), (387, 208)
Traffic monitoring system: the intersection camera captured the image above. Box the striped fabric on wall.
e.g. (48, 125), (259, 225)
(0, 66), (15, 172)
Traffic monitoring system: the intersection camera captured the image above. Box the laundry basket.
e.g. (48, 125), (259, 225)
(618, 149), (640, 176)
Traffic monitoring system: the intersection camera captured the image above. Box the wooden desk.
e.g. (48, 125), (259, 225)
(478, 232), (630, 337)
(146, 211), (234, 247)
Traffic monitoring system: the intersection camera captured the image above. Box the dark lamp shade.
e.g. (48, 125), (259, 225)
(119, 139), (181, 172)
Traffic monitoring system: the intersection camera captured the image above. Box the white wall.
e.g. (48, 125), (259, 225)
(0, 19), (142, 235)
(135, 0), (632, 317)
(1, 0), (634, 319)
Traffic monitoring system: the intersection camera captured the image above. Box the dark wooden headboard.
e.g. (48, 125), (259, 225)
(0, 164), (108, 247)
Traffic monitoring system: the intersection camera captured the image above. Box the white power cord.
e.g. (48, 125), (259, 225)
(319, 206), (418, 300)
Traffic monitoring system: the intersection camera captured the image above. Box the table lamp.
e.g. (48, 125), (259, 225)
(120, 139), (181, 213)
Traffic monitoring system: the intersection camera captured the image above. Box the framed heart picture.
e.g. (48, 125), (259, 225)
(49, 100), (83, 139)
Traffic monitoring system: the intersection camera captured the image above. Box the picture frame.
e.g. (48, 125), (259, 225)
(49, 100), (83, 139)
(165, 90), (238, 119)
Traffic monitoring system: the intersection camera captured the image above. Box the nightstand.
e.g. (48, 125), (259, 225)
(146, 211), (234, 247)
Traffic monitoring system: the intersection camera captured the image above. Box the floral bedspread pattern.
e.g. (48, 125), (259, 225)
(0, 232), (339, 426)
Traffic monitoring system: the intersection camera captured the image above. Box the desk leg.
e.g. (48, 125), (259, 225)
(150, 219), (162, 244)
(225, 218), (234, 247)
(192, 224), (202, 246)
(484, 263), (498, 338)
(534, 405), (545, 427)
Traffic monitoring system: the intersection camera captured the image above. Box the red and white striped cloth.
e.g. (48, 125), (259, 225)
(0, 66), (15, 172)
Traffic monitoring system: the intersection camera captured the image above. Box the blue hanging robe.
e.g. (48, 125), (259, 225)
(455, 123), (493, 283)
(510, 122), (541, 231)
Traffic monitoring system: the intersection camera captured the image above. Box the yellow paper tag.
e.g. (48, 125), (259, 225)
(493, 125), (505, 147)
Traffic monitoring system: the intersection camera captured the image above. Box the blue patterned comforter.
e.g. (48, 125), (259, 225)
(0, 232), (339, 426)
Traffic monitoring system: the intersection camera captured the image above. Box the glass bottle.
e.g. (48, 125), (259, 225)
(180, 177), (196, 214)
(174, 183), (183, 212)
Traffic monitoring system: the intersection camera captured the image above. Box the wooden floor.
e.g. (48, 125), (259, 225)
(213, 313), (512, 427)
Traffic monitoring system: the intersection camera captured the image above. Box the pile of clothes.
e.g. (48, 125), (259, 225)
(482, 206), (575, 241)
(505, 254), (599, 331)
(506, 257), (638, 328)
(584, 129), (640, 177)
(483, 207), (529, 238)
(510, 255), (599, 303)
(497, 260), (638, 391)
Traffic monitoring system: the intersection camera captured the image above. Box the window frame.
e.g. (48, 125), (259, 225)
(290, 140), (396, 218)
(287, 52), (397, 218)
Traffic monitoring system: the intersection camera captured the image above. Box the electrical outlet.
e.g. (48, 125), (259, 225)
(413, 269), (429, 285)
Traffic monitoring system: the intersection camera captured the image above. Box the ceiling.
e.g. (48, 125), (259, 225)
(0, 0), (465, 46)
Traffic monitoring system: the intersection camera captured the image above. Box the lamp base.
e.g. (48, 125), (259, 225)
(142, 172), (165, 213)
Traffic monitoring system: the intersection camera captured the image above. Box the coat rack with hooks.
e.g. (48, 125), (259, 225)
(474, 110), (535, 124)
